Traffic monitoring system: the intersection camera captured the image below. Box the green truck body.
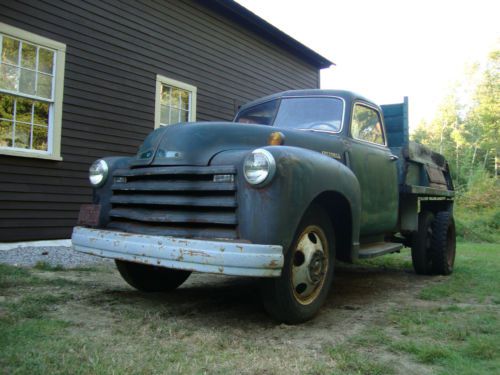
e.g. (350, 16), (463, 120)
(72, 90), (456, 323)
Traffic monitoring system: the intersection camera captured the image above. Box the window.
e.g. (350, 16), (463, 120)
(235, 97), (344, 132)
(154, 75), (197, 128)
(235, 100), (279, 125)
(351, 104), (385, 145)
(0, 22), (65, 160)
(273, 97), (343, 132)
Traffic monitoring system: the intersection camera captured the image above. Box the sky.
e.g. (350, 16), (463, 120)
(236, 0), (499, 129)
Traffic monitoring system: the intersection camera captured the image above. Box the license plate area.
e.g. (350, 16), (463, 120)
(77, 204), (101, 227)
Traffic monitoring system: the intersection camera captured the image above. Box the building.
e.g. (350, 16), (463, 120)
(0, 0), (332, 241)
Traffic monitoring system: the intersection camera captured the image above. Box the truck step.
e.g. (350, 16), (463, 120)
(358, 242), (403, 259)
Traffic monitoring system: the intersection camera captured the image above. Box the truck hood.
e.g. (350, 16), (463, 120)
(131, 122), (345, 167)
(131, 122), (279, 167)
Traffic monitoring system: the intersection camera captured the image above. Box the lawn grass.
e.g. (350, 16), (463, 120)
(0, 242), (498, 374)
(329, 242), (500, 375)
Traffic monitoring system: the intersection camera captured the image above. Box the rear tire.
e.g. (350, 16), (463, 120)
(431, 211), (456, 275)
(260, 205), (335, 324)
(411, 211), (435, 275)
(115, 260), (191, 292)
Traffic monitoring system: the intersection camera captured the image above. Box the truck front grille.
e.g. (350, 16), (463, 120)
(107, 165), (238, 239)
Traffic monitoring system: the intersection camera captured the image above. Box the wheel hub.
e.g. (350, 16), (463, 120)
(308, 250), (325, 284)
(291, 226), (329, 305)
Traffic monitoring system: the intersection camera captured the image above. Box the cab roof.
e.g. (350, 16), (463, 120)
(238, 90), (377, 113)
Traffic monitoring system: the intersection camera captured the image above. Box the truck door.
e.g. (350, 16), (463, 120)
(346, 103), (399, 236)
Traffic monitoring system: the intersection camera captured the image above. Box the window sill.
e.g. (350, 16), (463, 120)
(0, 148), (63, 161)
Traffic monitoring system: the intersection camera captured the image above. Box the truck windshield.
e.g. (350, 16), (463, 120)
(235, 97), (343, 132)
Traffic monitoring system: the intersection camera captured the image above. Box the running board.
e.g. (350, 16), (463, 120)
(358, 242), (403, 259)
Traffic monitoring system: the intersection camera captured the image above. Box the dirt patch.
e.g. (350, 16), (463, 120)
(33, 261), (437, 374)
(4, 243), (498, 374)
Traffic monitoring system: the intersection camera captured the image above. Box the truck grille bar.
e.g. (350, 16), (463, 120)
(107, 165), (238, 239)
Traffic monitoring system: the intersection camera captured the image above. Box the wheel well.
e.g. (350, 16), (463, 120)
(311, 191), (352, 263)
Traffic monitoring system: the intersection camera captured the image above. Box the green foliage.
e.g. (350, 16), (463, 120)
(411, 48), (499, 188)
(412, 48), (499, 242)
(454, 169), (500, 242)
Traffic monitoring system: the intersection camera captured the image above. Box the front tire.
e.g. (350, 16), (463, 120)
(115, 260), (191, 292)
(260, 206), (335, 324)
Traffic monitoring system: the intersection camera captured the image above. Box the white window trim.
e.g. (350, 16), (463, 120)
(0, 22), (66, 161)
(154, 74), (197, 129)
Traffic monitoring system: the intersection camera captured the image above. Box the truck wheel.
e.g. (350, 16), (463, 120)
(411, 211), (435, 275)
(115, 260), (191, 292)
(260, 206), (335, 324)
(431, 211), (456, 275)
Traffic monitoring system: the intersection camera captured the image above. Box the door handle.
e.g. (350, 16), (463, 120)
(389, 154), (399, 161)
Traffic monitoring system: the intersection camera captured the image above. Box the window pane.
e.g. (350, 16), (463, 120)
(0, 120), (13, 147)
(170, 107), (180, 124)
(0, 63), (19, 91)
(352, 105), (384, 145)
(2, 37), (20, 65)
(160, 105), (169, 125)
(37, 73), (52, 98)
(171, 88), (181, 108)
(273, 98), (343, 131)
(38, 48), (54, 74)
(161, 85), (171, 105)
(0, 94), (14, 120)
(15, 98), (33, 123)
(14, 122), (31, 149)
(180, 110), (188, 123)
(33, 101), (49, 126)
(19, 68), (36, 95)
(33, 125), (48, 151)
(21, 43), (36, 69)
(235, 99), (279, 125)
(179, 90), (189, 110)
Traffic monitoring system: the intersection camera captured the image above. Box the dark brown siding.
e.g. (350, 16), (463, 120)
(0, 0), (320, 241)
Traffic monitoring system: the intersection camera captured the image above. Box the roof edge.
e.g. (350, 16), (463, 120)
(198, 0), (334, 69)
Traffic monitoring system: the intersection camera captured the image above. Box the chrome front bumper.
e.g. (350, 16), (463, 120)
(71, 227), (284, 277)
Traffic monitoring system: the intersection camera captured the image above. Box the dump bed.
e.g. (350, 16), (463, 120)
(381, 100), (454, 198)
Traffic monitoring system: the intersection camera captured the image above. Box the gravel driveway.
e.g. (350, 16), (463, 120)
(0, 244), (111, 268)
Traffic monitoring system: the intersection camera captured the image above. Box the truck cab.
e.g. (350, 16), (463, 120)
(72, 90), (456, 323)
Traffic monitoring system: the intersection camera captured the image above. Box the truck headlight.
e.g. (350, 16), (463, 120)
(89, 159), (109, 187)
(243, 149), (276, 186)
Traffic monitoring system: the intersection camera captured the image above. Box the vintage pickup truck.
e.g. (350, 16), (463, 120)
(72, 90), (456, 323)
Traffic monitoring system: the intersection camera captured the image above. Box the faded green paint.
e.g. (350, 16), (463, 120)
(405, 163), (421, 186)
(88, 90), (454, 264)
(348, 139), (398, 235)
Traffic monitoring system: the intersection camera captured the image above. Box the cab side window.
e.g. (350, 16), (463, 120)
(351, 104), (385, 145)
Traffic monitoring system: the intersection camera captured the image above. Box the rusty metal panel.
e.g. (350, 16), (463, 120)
(113, 165), (236, 177)
(404, 142), (447, 169)
(425, 165), (448, 189)
(402, 185), (455, 198)
(111, 180), (236, 192)
(110, 194), (237, 207)
(106, 221), (238, 240)
(77, 204), (101, 227)
(109, 207), (237, 225)
(106, 164), (239, 240)
(71, 227), (283, 277)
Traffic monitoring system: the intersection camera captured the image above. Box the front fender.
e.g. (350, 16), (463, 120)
(233, 146), (361, 253)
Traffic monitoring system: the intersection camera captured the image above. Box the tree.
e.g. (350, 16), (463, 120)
(412, 48), (499, 186)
